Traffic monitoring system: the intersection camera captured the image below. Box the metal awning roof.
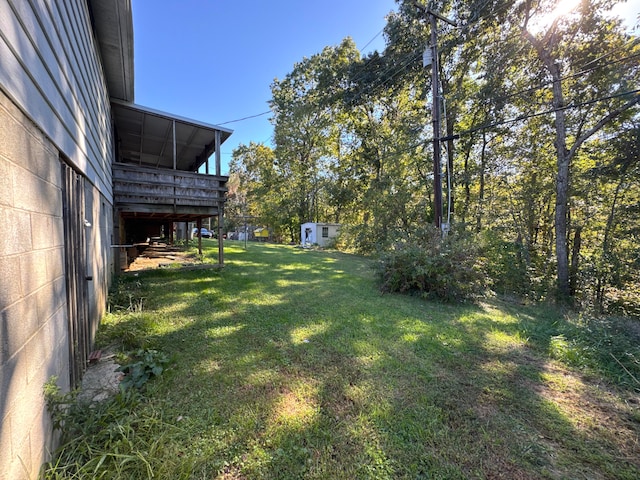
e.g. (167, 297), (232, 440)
(111, 99), (233, 172)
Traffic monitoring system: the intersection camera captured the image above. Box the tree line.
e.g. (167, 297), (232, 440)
(228, 0), (639, 311)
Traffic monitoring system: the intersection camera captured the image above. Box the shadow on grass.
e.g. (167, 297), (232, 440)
(95, 241), (640, 479)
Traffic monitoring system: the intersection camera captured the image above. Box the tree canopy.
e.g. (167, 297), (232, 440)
(230, 0), (640, 310)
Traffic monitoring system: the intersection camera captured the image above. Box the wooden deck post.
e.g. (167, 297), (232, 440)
(215, 130), (224, 265)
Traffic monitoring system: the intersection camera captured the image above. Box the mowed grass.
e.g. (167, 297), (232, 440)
(81, 241), (640, 479)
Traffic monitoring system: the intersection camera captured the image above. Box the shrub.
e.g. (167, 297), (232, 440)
(375, 228), (485, 302)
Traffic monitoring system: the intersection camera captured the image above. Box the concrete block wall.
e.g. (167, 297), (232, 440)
(0, 90), (70, 479)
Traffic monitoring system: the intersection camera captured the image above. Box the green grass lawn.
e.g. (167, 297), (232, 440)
(46, 241), (640, 479)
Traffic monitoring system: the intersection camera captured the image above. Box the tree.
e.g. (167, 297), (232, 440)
(231, 0), (640, 308)
(270, 39), (361, 238)
(228, 142), (288, 238)
(517, 0), (640, 299)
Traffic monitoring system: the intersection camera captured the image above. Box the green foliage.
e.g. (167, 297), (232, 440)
(42, 379), (191, 479)
(96, 313), (158, 351)
(479, 230), (530, 295)
(99, 276), (164, 351)
(375, 229), (485, 302)
(107, 275), (145, 313)
(602, 285), (640, 317)
(549, 334), (590, 367)
(338, 223), (387, 254)
(44, 377), (140, 444)
(477, 230), (556, 300)
(227, 0), (640, 308)
(117, 348), (172, 391)
(545, 315), (640, 390)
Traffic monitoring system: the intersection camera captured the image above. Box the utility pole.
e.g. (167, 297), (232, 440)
(428, 12), (443, 229)
(414, 2), (456, 230)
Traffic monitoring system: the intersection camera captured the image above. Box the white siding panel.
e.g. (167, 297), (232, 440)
(51, 0), (113, 185)
(60, 0), (114, 185)
(34, 0), (113, 192)
(0, 2), (81, 147)
(0, 0), (113, 201)
(29, 0), (106, 152)
(0, 37), (72, 164)
(27, 0), (104, 160)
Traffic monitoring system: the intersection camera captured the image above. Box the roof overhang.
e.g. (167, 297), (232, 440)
(111, 99), (233, 171)
(87, 0), (134, 102)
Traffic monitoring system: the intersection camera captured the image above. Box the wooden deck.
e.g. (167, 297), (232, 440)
(113, 162), (227, 217)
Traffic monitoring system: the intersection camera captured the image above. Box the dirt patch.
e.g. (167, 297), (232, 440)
(532, 363), (640, 464)
(127, 244), (200, 271)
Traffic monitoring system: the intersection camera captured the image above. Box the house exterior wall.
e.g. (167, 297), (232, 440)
(0, 0), (115, 478)
(0, 89), (69, 480)
(0, 0), (115, 195)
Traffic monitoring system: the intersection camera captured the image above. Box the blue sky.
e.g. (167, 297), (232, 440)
(131, 1), (639, 175)
(132, 0), (398, 174)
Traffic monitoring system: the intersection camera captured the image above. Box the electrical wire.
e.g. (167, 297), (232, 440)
(359, 28), (384, 53)
(462, 88), (640, 136)
(215, 110), (271, 126)
(346, 87), (640, 172)
(480, 50), (640, 106)
(218, 6), (638, 128)
(342, 20), (639, 117)
(227, 6), (638, 157)
(223, 28), (394, 126)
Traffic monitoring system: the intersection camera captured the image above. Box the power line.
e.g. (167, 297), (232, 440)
(343, 22), (639, 115)
(279, 10), (638, 122)
(216, 110), (271, 126)
(359, 28), (384, 53)
(571, 37), (640, 71)
(215, 26), (390, 128)
(458, 88), (640, 137)
(498, 51), (640, 104)
(345, 50), (423, 103)
(351, 88), (640, 168)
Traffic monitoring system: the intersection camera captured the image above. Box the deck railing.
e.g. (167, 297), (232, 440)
(113, 162), (227, 214)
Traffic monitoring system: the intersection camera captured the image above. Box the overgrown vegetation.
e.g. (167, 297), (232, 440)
(42, 282), (174, 479)
(375, 228), (485, 301)
(42, 242), (640, 479)
(42, 379), (188, 479)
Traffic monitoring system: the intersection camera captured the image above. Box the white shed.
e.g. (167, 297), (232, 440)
(301, 222), (341, 247)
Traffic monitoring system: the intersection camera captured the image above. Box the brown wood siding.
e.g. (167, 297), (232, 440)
(113, 163), (227, 212)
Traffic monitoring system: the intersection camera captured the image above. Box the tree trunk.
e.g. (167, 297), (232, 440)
(521, 14), (639, 300)
(597, 178), (625, 311)
(569, 226), (582, 296)
(522, 26), (572, 300)
(551, 68), (571, 300)
(462, 143), (471, 224)
(476, 130), (487, 233)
